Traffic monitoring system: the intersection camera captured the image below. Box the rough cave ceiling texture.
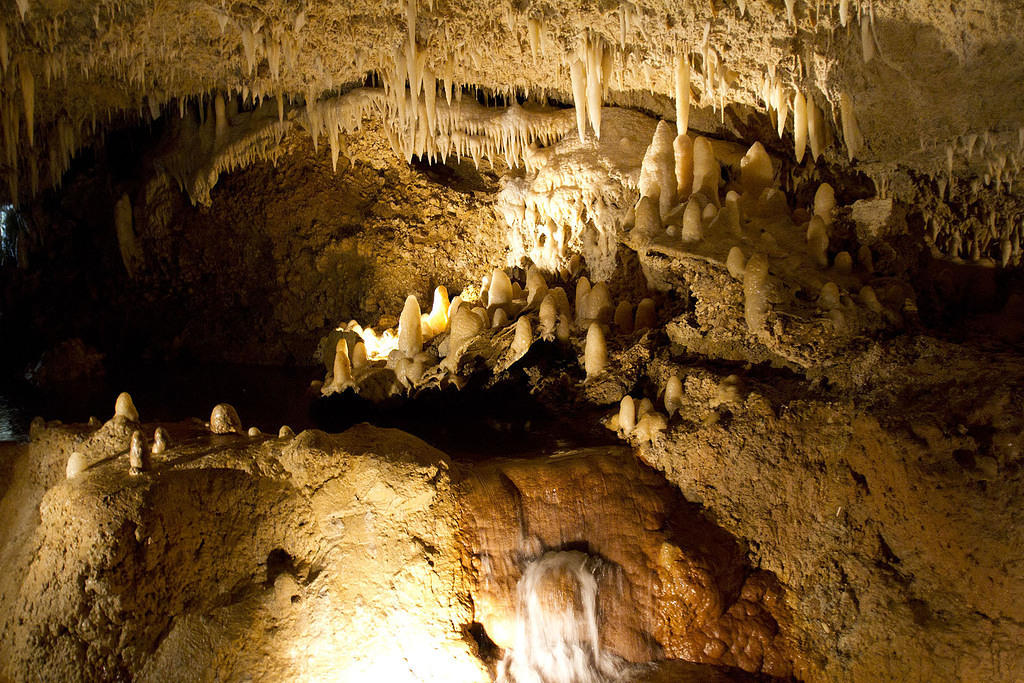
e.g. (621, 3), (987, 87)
(1, 0), (1023, 263)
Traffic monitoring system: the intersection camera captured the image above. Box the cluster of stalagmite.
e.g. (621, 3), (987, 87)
(629, 109), (905, 338)
(609, 394), (668, 444)
(319, 262), (660, 401)
(58, 393), (296, 484)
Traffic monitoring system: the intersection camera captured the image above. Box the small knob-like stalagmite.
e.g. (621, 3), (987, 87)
(152, 427), (169, 454)
(584, 323), (607, 378)
(115, 392), (139, 422)
(398, 294), (423, 358)
(619, 396), (636, 435)
(66, 452), (87, 479)
(129, 430), (150, 475)
(488, 268), (514, 309)
(681, 200), (703, 242)
(210, 403), (242, 434)
(635, 298), (657, 331)
(727, 247), (747, 280)
(511, 316), (533, 356)
(743, 253), (771, 334)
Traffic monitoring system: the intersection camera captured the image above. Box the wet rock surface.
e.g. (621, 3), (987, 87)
(462, 450), (797, 676)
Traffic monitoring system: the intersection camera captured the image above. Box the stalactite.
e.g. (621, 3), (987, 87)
(793, 91), (807, 163)
(674, 53), (690, 135)
(570, 59), (588, 143)
(20, 59), (34, 148)
(839, 91), (863, 160)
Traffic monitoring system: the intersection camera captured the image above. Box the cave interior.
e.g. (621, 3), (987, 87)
(0, 0), (1023, 681)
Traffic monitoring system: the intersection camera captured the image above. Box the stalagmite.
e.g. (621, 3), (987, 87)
(860, 285), (884, 313)
(711, 191), (742, 236)
(493, 308), (509, 328)
(819, 282), (841, 309)
(488, 268), (514, 308)
(692, 137), (720, 205)
(839, 92), (864, 160)
(570, 59), (588, 143)
(328, 339), (354, 391)
(575, 277), (591, 325)
(278, 425), (294, 439)
(584, 323), (607, 378)
(556, 314), (572, 342)
(152, 427), (169, 455)
(472, 307), (491, 329)
(726, 246), (746, 280)
(551, 286), (572, 320)
(834, 251), (853, 274)
(808, 95), (824, 161)
(807, 216), (830, 268)
(210, 404), (242, 434)
(681, 200), (703, 242)
(743, 253), (770, 334)
(584, 282), (613, 324)
(635, 298), (656, 331)
(674, 54), (690, 135)
(399, 295), (423, 358)
(813, 183), (836, 225)
(614, 301), (633, 334)
(634, 412), (667, 442)
(19, 59), (33, 147)
(664, 375), (683, 417)
(674, 134), (693, 198)
(859, 245), (874, 273)
(793, 91), (807, 163)
(351, 341), (369, 371)
(447, 295), (464, 322)
(247, 427), (262, 438)
(129, 430), (149, 475)
(634, 196), (662, 240)
(526, 266), (548, 307)
(115, 392), (139, 422)
(740, 142), (774, 195)
(66, 452), (87, 479)
(449, 306), (485, 353)
(619, 396), (636, 435)
(639, 121), (677, 218)
(511, 315), (533, 356)
(427, 286), (451, 336)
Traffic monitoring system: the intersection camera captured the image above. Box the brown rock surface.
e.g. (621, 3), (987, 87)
(0, 422), (487, 682)
(461, 449), (798, 677)
(633, 340), (1024, 681)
